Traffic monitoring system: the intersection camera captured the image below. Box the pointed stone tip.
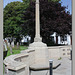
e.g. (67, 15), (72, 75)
(36, 0), (39, 4)
(36, 0), (39, 2)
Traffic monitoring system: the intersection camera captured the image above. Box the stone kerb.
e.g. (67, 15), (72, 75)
(4, 49), (35, 75)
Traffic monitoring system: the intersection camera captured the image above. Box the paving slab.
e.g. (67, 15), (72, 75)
(31, 70), (48, 75)
(31, 58), (71, 75)
(30, 59), (61, 70)
(4, 58), (71, 75)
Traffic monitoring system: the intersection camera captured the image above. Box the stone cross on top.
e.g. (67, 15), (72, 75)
(34, 0), (42, 42)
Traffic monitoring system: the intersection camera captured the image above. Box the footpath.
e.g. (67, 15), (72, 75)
(31, 58), (71, 75)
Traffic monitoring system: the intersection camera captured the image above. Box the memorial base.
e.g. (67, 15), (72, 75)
(28, 41), (49, 64)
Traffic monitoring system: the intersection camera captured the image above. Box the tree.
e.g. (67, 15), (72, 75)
(50, 0), (61, 1)
(21, 0), (72, 45)
(4, 0), (71, 45)
(3, 1), (29, 42)
(22, 0), (60, 2)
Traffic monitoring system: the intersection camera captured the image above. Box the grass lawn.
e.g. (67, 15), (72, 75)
(6, 45), (28, 57)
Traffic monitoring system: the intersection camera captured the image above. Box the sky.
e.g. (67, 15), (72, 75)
(3, 0), (72, 14)
(61, 0), (72, 14)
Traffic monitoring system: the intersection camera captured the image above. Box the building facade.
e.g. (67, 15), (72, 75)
(51, 32), (72, 45)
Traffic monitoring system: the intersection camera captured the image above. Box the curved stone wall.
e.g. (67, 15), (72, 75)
(4, 45), (71, 75)
(4, 49), (35, 75)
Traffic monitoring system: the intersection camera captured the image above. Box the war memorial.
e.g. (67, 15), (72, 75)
(4, 0), (71, 75)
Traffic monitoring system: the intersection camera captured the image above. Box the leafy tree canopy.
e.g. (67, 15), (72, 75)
(22, 0), (61, 2)
(3, 1), (29, 41)
(21, 0), (72, 44)
(4, 0), (72, 45)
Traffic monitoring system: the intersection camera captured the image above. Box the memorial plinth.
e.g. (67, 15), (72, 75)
(29, 42), (49, 64)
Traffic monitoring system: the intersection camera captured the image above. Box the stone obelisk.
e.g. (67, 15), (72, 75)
(34, 0), (42, 42)
(29, 0), (49, 64)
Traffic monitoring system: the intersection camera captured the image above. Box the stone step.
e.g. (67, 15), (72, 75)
(30, 60), (61, 71)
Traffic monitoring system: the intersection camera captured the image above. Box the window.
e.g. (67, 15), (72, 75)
(60, 35), (67, 41)
(64, 36), (67, 41)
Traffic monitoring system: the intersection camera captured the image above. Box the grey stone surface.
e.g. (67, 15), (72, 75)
(28, 42), (49, 66)
(30, 59), (61, 70)
(35, 0), (40, 41)
(31, 70), (48, 75)
(31, 58), (71, 75)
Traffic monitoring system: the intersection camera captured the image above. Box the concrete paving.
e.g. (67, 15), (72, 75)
(31, 58), (72, 75)
(30, 59), (61, 70)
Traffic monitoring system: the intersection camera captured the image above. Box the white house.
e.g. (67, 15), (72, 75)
(21, 35), (31, 43)
(51, 32), (72, 45)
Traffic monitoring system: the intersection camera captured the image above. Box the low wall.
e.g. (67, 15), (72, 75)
(48, 45), (71, 59)
(4, 49), (35, 75)
(4, 45), (71, 75)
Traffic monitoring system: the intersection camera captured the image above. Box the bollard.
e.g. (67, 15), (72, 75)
(49, 60), (53, 75)
(71, 49), (72, 60)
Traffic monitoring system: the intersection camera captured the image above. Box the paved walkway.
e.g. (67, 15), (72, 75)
(31, 58), (72, 75)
